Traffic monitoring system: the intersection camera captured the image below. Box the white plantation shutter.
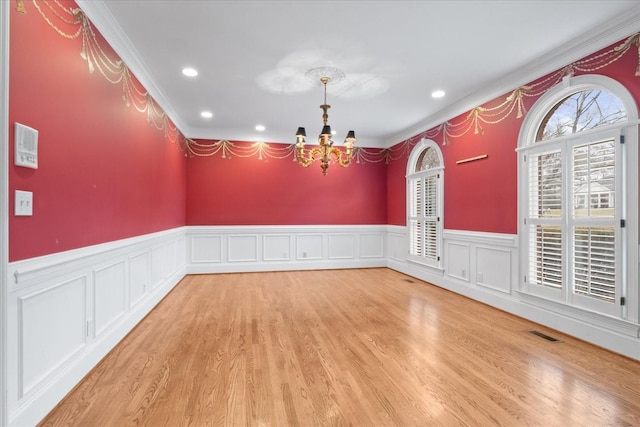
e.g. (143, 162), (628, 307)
(409, 178), (422, 257)
(570, 138), (618, 309)
(528, 151), (562, 217)
(573, 226), (616, 302)
(407, 143), (443, 268)
(423, 175), (439, 261)
(527, 150), (563, 290)
(529, 224), (562, 289)
(524, 133), (621, 316)
(409, 175), (440, 264)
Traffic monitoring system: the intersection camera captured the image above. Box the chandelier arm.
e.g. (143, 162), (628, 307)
(329, 147), (354, 168)
(296, 147), (323, 168)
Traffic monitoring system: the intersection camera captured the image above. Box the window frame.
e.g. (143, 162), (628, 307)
(406, 139), (444, 270)
(517, 74), (639, 322)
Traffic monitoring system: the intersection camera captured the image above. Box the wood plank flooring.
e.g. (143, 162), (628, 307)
(39, 268), (640, 426)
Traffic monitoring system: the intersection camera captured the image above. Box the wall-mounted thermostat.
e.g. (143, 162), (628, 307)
(14, 123), (38, 169)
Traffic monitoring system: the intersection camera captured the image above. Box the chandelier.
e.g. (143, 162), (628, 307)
(295, 71), (356, 176)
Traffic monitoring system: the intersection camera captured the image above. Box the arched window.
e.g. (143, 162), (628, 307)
(407, 139), (444, 269)
(517, 75), (638, 319)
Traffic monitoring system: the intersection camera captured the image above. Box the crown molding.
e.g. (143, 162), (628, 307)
(75, 1), (639, 150)
(75, 0), (188, 135)
(387, 9), (640, 148)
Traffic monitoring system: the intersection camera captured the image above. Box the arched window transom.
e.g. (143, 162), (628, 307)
(536, 89), (626, 141)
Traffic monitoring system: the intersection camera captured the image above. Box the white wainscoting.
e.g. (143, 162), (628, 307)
(6, 227), (186, 427)
(444, 230), (517, 294)
(186, 225), (387, 274)
(7, 224), (640, 427)
(388, 227), (640, 361)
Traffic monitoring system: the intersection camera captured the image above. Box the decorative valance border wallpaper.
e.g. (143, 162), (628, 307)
(16, 0), (640, 164)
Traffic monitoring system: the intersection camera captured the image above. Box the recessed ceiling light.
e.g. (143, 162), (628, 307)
(431, 90), (446, 98)
(182, 67), (198, 77)
(255, 125), (266, 131)
(201, 111), (213, 119)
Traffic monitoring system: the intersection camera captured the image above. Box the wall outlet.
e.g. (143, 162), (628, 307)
(477, 272), (483, 283)
(15, 190), (33, 216)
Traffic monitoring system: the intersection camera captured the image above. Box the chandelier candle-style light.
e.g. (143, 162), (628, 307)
(295, 72), (356, 176)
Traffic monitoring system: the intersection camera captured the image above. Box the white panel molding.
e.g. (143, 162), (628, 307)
(129, 251), (150, 308)
(93, 261), (127, 337)
(475, 245), (512, 294)
(7, 227), (186, 427)
(150, 245), (166, 290)
(387, 226), (639, 361)
(387, 226), (407, 262)
(228, 235), (259, 262)
(327, 234), (355, 260)
(297, 234), (323, 260)
(17, 277), (86, 399)
(186, 225), (387, 274)
(263, 235), (292, 262)
(445, 242), (470, 282)
(360, 234), (385, 259)
(190, 235), (222, 263)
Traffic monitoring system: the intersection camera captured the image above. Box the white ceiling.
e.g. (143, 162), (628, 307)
(77, 1), (640, 148)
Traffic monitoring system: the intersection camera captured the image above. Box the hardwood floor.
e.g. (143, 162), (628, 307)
(39, 268), (640, 426)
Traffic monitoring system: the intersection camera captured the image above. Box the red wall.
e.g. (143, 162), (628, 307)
(386, 35), (640, 233)
(9, 1), (637, 260)
(9, 1), (187, 261)
(186, 142), (387, 225)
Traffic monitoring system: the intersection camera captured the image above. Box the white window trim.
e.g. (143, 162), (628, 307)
(517, 74), (639, 323)
(406, 139), (445, 271)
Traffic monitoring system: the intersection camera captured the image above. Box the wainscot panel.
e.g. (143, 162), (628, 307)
(7, 227), (186, 427)
(93, 261), (127, 337)
(360, 234), (385, 258)
(445, 242), (470, 282)
(263, 235), (292, 262)
(190, 235), (223, 263)
(328, 234), (356, 260)
(18, 277), (86, 399)
(229, 235), (259, 262)
(129, 251), (150, 307)
(186, 225), (387, 274)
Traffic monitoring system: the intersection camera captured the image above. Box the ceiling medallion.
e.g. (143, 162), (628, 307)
(295, 68), (356, 176)
(304, 67), (346, 85)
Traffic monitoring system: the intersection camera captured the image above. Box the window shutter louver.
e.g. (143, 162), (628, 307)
(571, 138), (617, 304)
(527, 151), (563, 290)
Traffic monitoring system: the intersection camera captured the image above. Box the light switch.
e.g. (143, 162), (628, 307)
(15, 190), (33, 216)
